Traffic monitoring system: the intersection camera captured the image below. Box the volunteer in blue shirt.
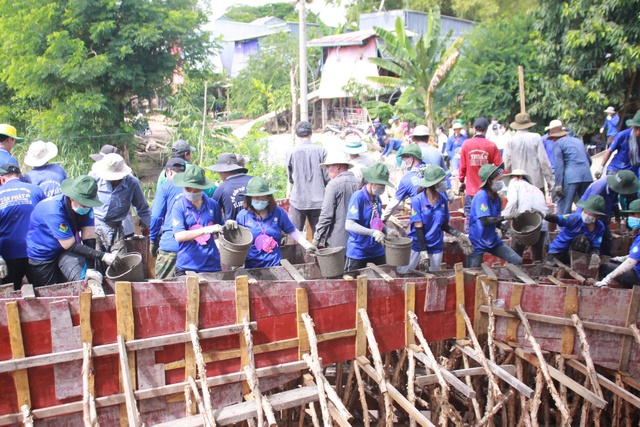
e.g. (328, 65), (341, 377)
(345, 163), (397, 271)
(0, 165), (45, 289)
(210, 153), (253, 221)
(0, 124), (23, 168)
(172, 166), (235, 275)
(544, 195), (606, 268)
(157, 139), (216, 197)
(27, 176), (119, 288)
(398, 165), (473, 273)
(149, 158), (186, 279)
(600, 106), (620, 147)
(372, 118), (387, 148)
(445, 122), (466, 175)
(466, 164), (523, 268)
(595, 110), (640, 178)
(596, 199), (640, 288)
(380, 134), (403, 159)
(23, 140), (67, 198)
(382, 144), (424, 221)
(237, 177), (316, 268)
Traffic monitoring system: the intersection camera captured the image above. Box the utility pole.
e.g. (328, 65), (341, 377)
(298, 0), (309, 122)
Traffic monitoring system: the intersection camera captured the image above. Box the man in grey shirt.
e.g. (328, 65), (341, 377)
(286, 121), (329, 233)
(313, 152), (360, 249)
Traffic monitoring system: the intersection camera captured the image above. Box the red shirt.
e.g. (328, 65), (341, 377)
(459, 135), (502, 196)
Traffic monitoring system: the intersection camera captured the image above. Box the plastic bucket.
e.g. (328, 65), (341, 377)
(106, 252), (144, 283)
(314, 246), (345, 277)
(384, 237), (412, 267)
(219, 225), (253, 267)
(510, 211), (542, 246)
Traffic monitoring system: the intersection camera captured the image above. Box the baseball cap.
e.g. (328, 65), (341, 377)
(165, 157), (186, 171)
(172, 139), (196, 155)
(0, 163), (20, 176)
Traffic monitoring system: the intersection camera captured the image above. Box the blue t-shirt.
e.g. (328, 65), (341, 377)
(346, 189), (385, 260)
(628, 233), (640, 278)
(236, 206), (296, 268)
(27, 194), (95, 261)
(149, 180), (183, 252)
(212, 174), (254, 221)
(548, 213), (605, 254)
(24, 164), (67, 198)
(446, 135), (466, 159)
(172, 196), (223, 272)
(575, 178), (618, 219)
(542, 134), (555, 168)
(607, 129), (639, 174)
(0, 179), (45, 259)
(394, 166), (424, 202)
(409, 191), (449, 253)
(0, 148), (18, 168)
(468, 189), (503, 253)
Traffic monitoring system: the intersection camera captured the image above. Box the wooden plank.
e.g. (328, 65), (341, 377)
(546, 275), (565, 286)
(6, 301), (31, 409)
(553, 259), (585, 283)
(405, 282), (415, 347)
(317, 329), (356, 343)
(412, 350), (476, 399)
(415, 365), (516, 387)
(561, 286), (578, 356)
(235, 275), (251, 396)
(117, 335), (141, 426)
(473, 275), (496, 336)
(355, 275), (367, 358)
(296, 288), (310, 360)
(184, 275), (200, 414)
(115, 281), (136, 427)
(79, 291), (94, 396)
(455, 263), (465, 340)
(280, 259), (306, 283)
(567, 359), (640, 410)
(20, 284), (35, 299)
(619, 286), (640, 372)
(481, 263), (498, 280)
(504, 263), (536, 285)
(505, 284), (524, 343)
(515, 348), (607, 409)
(366, 263), (394, 282)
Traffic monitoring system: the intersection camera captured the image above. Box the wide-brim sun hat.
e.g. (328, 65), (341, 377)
(243, 176), (276, 197)
(606, 170), (640, 195)
(208, 153), (248, 173)
(604, 106), (616, 114)
(0, 124), (24, 143)
(399, 144), (423, 161)
(412, 125), (430, 136)
(319, 151), (353, 169)
(361, 162), (395, 188)
(478, 164), (502, 187)
(91, 153), (132, 181)
(504, 169), (533, 184)
(452, 122), (464, 130)
(418, 164), (449, 188)
(510, 112), (536, 130)
(576, 195), (606, 216)
(544, 119), (563, 131)
(61, 176), (102, 207)
(24, 140), (58, 167)
(548, 129), (569, 138)
(343, 136), (368, 155)
(626, 110), (640, 128)
(173, 165), (215, 190)
(622, 199), (640, 214)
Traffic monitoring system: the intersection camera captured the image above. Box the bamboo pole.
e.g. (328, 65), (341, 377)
(462, 352), (482, 422)
(188, 376), (212, 427)
(299, 314), (332, 427)
(353, 360), (371, 427)
(407, 348), (417, 427)
(515, 356), (532, 427)
(477, 391), (514, 427)
(82, 342), (99, 427)
(190, 324), (217, 427)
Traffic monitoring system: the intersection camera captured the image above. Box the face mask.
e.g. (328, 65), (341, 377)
(492, 180), (504, 192)
(372, 185), (385, 196)
(403, 159), (413, 169)
(627, 217), (640, 230)
(581, 212), (596, 224)
(252, 200), (269, 211)
(184, 191), (202, 202)
(74, 206), (91, 215)
(437, 181), (447, 192)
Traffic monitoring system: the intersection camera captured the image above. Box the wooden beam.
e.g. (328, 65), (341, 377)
(411, 348), (476, 399)
(567, 359), (640, 410)
(185, 275), (200, 414)
(473, 275), (496, 337)
(553, 259), (585, 283)
(6, 301), (31, 409)
(355, 275), (367, 358)
(561, 286), (578, 356)
(116, 281), (136, 427)
(505, 284), (524, 343)
(415, 365), (516, 387)
(235, 275), (251, 396)
(619, 286), (640, 372)
(481, 263), (497, 280)
(117, 335), (141, 427)
(366, 263), (394, 282)
(280, 259), (306, 283)
(518, 65), (526, 113)
(504, 263), (536, 285)
(296, 288), (310, 360)
(455, 263), (465, 340)
(404, 282), (415, 347)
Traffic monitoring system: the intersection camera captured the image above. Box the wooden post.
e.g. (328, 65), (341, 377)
(505, 284), (525, 344)
(619, 286), (640, 372)
(117, 335), (141, 427)
(6, 302), (31, 411)
(190, 324), (217, 427)
(561, 286), (578, 356)
(185, 275), (200, 414)
(80, 291), (95, 401)
(235, 275), (251, 396)
(115, 281), (136, 427)
(455, 263), (465, 340)
(518, 65), (526, 113)
(405, 282), (416, 348)
(296, 288), (310, 360)
(355, 275), (368, 358)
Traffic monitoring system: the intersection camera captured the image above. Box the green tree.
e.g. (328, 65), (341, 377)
(367, 9), (463, 132)
(0, 0), (211, 142)
(224, 3), (322, 24)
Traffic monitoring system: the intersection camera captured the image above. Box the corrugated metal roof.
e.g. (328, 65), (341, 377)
(308, 29), (377, 47)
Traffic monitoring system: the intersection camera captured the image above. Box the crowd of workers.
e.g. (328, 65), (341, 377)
(0, 106), (639, 293)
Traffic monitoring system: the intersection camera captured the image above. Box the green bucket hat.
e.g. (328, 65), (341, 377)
(478, 164), (501, 187)
(60, 176), (102, 207)
(576, 195), (606, 216)
(418, 165), (449, 188)
(399, 144), (423, 161)
(622, 199), (640, 214)
(173, 165), (215, 190)
(361, 162), (395, 188)
(244, 177), (276, 197)
(606, 170), (640, 195)
(625, 110), (640, 128)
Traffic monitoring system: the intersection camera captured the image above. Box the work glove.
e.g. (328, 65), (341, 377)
(503, 212), (518, 220)
(224, 220), (238, 230)
(589, 254), (601, 270)
(101, 252), (119, 266)
(594, 277), (611, 288)
(85, 269), (105, 298)
(0, 256), (7, 279)
(446, 189), (455, 202)
(203, 224), (224, 235)
(372, 230), (385, 244)
(456, 234), (474, 255)
(150, 240), (159, 258)
(600, 127), (605, 134)
(594, 167), (604, 180)
(418, 251), (430, 270)
(419, 251), (429, 263)
(552, 186), (565, 199)
(385, 228), (400, 238)
(612, 255), (628, 263)
(457, 182), (466, 196)
(304, 242), (318, 255)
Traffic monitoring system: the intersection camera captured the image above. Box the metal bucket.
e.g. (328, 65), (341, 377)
(314, 246), (345, 278)
(219, 226), (253, 267)
(106, 252), (144, 283)
(384, 237), (412, 267)
(510, 211), (542, 246)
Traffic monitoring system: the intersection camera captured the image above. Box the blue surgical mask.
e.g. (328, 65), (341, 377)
(627, 217), (640, 230)
(74, 206), (91, 215)
(252, 200), (269, 211)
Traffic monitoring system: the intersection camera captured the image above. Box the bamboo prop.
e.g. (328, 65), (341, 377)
(629, 324), (640, 346)
(190, 324), (217, 427)
(515, 356), (532, 427)
(458, 304), (503, 399)
(82, 342), (99, 427)
(341, 363), (356, 406)
(116, 335), (141, 427)
(353, 360), (371, 427)
(407, 348), (417, 427)
(476, 390), (513, 427)
(20, 405), (32, 427)
(307, 402), (321, 427)
(358, 308), (394, 426)
(529, 369), (544, 426)
(241, 319), (275, 427)
(188, 376), (212, 427)
(461, 352), (482, 422)
(514, 305), (571, 426)
(184, 385), (193, 417)
(391, 349), (407, 388)
(479, 279), (497, 363)
(572, 313), (604, 426)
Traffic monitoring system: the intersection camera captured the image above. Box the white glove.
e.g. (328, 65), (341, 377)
(446, 189), (455, 201)
(612, 256), (628, 263)
(85, 269), (105, 297)
(456, 234), (474, 255)
(0, 256), (7, 279)
(203, 224), (224, 234)
(419, 251), (429, 263)
(589, 254), (601, 270)
(224, 220), (238, 230)
(385, 228), (400, 238)
(600, 127), (605, 133)
(101, 252), (118, 266)
(303, 242), (318, 255)
(372, 230), (385, 244)
(594, 277), (611, 288)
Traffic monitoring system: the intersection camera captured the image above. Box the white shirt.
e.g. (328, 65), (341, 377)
(503, 179), (549, 231)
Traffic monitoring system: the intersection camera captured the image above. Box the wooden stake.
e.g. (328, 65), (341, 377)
(353, 361), (370, 427)
(515, 356), (532, 427)
(190, 324), (217, 427)
(529, 369), (544, 425)
(187, 376), (211, 427)
(561, 286), (578, 356)
(80, 291), (95, 399)
(571, 314), (603, 398)
(630, 324), (640, 346)
(115, 282), (136, 427)
(405, 282), (416, 347)
(235, 275), (251, 398)
(82, 342), (98, 427)
(455, 263), (465, 339)
(117, 335), (141, 427)
(20, 404), (33, 427)
(518, 65), (526, 113)
(355, 275), (368, 358)
(6, 302), (31, 410)
(461, 353), (482, 422)
(296, 288), (310, 361)
(476, 390), (513, 427)
(185, 276), (200, 412)
(407, 348), (417, 427)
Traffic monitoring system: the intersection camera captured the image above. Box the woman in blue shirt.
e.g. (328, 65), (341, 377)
(398, 165), (472, 273)
(172, 166), (236, 275)
(467, 164), (522, 268)
(236, 177), (316, 268)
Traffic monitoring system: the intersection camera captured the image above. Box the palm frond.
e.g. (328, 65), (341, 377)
(367, 75), (404, 87)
